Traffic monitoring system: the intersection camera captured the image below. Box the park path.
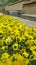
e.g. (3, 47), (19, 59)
(12, 16), (36, 26)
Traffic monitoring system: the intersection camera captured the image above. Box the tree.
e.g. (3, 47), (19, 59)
(0, 0), (19, 4)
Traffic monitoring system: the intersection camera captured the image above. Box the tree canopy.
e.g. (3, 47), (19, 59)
(0, 0), (19, 4)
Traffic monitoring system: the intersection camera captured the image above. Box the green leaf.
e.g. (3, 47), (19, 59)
(28, 60), (36, 65)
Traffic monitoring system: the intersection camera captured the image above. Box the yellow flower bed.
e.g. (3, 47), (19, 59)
(0, 14), (36, 65)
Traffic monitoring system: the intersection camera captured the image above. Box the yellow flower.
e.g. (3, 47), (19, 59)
(12, 60), (25, 65)
(33, 55), (36, 60)
(0, 61), (4, 65)
(1, 53), (10, 62)
(5, 37), (11, 45)
(33, 40), (36, 44)
(0, 14), (36, 65)
(32, 51), (36, 56)
(4, 58), (12, 65)
(16, 36), (22, 42)
(30, 46), (36, 51)
(23, 51), (29, 58)
(26, 40), (34, 46)
(30, 46), (36, 56)
(15, 29), (20, 36)
(1, 46), (5, 50)
(21, 36), (27, 41)
(12, 43), (18, 50)
(20, 49), (25, 54)
(25, 27), (30, 33)
(1, 46), (8, 51)
(24, 32), (29, 37)
(12, 53), (24, 61)
(12, 53), (29, 65)
(12, 58), (29, 65)
(28, 35), (33, 40)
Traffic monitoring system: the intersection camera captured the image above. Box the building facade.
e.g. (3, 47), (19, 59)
(23, 1), (36, 14)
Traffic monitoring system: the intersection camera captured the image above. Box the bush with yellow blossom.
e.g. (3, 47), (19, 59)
(0, 14), (36, 65)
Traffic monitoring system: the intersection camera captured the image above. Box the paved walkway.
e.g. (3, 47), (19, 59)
(21, 14), (36, 18)
(12, 16), (36, 27)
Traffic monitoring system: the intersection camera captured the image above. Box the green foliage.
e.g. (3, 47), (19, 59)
(0, 0), (19, 4)
(28, 60), (36, 65)
(8, 0), (19, 3)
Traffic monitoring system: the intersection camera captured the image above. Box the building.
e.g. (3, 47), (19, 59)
(23, 1), (36, 14)
(5, 0), (30, 11)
